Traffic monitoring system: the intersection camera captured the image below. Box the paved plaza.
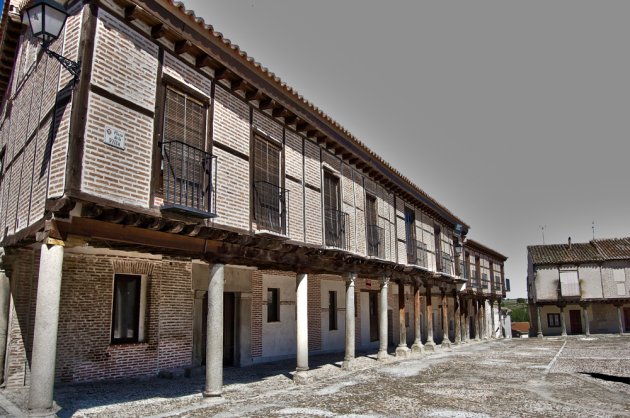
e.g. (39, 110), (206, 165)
(1, 336), (629, 417)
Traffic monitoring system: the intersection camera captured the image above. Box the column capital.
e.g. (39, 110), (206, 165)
(381, 276), (390, 287)
(344, 272), (357, 283)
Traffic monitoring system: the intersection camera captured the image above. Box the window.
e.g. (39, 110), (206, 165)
(111, 274), (142, 344)
(559, 269), (580, 297)
(365, 194), (382, 257)
(405, 207), (417, 264)
(0, 146), (5, 179)
(253, 135), (285, 233)
(267, 288), (280, 322)
(323, 171), (346, 249)
(160, 86), (213, 215)
(547, 313), (561, 327)
(329, 291), (338, 330)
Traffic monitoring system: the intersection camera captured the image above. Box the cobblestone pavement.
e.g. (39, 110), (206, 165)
(1, 336), (630, 417)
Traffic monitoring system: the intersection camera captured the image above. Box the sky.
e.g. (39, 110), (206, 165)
(183, 1), (630, 298)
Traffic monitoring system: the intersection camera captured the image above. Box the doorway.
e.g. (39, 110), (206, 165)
(624, 308), (630, 332)
(202, 292), (236, 366)
(569, 309), (582, 334)
(369, 291), (379, 342)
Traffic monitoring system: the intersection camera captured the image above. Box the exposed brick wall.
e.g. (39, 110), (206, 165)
(92, 10), (158, 112)
(82, 92), (154, 206)
(308, 275), (322, 351)
(251, 270), (262, 358)
(163, 52), (212, 97)
(252, 110), (282, 144)
(213, 85), (250, 156)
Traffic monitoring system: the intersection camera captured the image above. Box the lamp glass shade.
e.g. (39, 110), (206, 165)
(25, 0), (68, 44)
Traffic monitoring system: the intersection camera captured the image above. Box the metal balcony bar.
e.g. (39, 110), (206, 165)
(324, 208), (350, 250)
(406, 239), (428, 268)
(253, 181), (288, 235)
(161, 140), (217, 218)
(366, 224), (384, 258)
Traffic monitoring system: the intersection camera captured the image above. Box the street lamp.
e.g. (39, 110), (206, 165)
(23, 0), (80, 80)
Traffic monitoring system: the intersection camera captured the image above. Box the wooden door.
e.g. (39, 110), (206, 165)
(369, 292), (379, 342)
(201, 292), (236, 366)
(569, 309), (582, 334)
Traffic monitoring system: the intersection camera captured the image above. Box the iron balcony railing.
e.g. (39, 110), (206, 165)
(467, 272), (481, 290)
(324, 208), (350, 250)
(441, 254), (453, 275)
(480, 277), (490, 291)
(406, 239), (428, 268)
(366, 224), (384, 258)
(161, 140), (217, 218)
(253, 181), (288, 235)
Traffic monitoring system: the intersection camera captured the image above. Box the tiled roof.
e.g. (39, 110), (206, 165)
(465, 239), (507, 261)
(511, 322), (529, 333)
(592, 238), (630, 260)
(528, 237), (630, 265)
(164, 1), (469, 230)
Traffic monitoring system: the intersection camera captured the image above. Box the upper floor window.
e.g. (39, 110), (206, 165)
(405, 207), (417, 265)
(160, 86), (216, 217)
(323, 170), (348, 249)
(0, 146), (5, 179)
(365, 194), (383, 258)
(253, 135), (286, 235)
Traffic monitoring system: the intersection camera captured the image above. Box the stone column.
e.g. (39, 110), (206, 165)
(28, 242), (64, 413)
(204, 263), (224, 397)
(581, 303), (590, 336)
(481, 300), (489, 340)
(559, 305), (567, 337)
(474, 299), (481, 341)
(536, 305), (544, 338)
(377, 276), (390, 360)
(295, 272), (309, 378)
(396, 282), (410, 357)
(617, 304), (625, 335)
(342, 273), (356, 370)
(461, 296), (469, 343)
(0, 268), (10, 385)
(424, 284), (436, 351)
(490, 300), (496, 338)
(411, 283), (424, 354)
(440, 289), (451, 347)
(453, 291), (461, 345)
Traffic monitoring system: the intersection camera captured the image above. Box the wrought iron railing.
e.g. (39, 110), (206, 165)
(161, 140), (217, 218)
(480, 277), (490, 291)
(441, 254), (453, 275)
(324, 208), (350, 250)
(366, 224), (384, 258)
(406, 239), (428, 268)
(467, 272), (481, 290)
(253, 181), (288, 235)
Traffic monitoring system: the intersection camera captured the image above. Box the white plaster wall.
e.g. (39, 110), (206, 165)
(262, 274), (296, 359)
(578, 264), (603, 299)
(590, 303), (629, 333)
(320, 279), (346, 352)
(360, 291), (379, 350)
(536, 267), (559, 300)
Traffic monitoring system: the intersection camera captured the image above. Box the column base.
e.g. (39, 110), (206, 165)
(440, 340), (452, 349)
(424, 341), (436, 352)
(537, 334), (544, 339)
(395, 346), (410, 358)
(411, 343), (424, 355)
(293, 370), (312, 385)
(377, 349), (389, 361)
(28, 402), (61, 418)
(202, 390), (222, 398)
(342, 358), (357, 371)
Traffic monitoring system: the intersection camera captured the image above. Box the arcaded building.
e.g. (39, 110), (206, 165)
(528, 238), (630, 337)
(0, 0), (508, 413)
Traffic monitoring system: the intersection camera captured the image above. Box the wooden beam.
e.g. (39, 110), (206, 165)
(124, 5), (138, 21)
(259, 98), (274, 110)
(174, 40), (193, 55)
(245, 90), (260, 102)
(231, 78), (248, 92)
(284, 115), (297, 125)
(196, 54), (212, 69)
(296, 121), (308, 132)
(306, 129), (318, 138)
(151, 24), (166, 39)
(214, 67), (230, 80)
(272, 106), (286, 118)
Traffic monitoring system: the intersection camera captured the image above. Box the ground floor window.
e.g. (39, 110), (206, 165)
(547, 313), (561, 328)
(267, 288), (280, 322)
(329, 291), (338, 330)
(111, 274), (142, 343)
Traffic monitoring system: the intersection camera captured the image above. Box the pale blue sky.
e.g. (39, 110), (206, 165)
(183, 1), (630, 298)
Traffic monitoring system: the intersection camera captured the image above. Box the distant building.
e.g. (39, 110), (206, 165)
(527, 238), (630, 337)
(511, 322), (529, 338)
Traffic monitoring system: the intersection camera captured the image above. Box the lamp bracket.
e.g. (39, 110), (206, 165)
(42, 42), (80, 80)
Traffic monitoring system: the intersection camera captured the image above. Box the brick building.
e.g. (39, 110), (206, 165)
(528, 237), (630, 337)
(0, 0), (508, 413)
